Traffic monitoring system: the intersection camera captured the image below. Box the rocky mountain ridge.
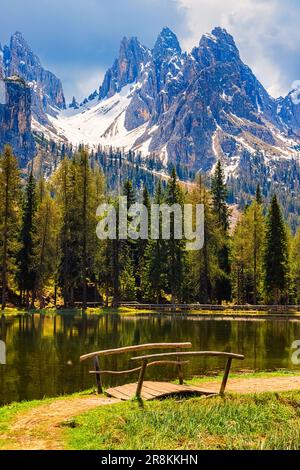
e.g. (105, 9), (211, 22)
(45, 26), (300, 181)
(1, 27), (300, 183)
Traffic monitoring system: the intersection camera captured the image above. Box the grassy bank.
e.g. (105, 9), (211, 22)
(64, 392), (300, 450)
(1, 372), (300, 450)
(3, 306), (300, 318)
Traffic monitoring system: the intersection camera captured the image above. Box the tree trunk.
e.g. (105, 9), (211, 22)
(1, 163), (10, 311)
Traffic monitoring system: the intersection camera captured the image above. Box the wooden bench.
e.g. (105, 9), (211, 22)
(80, 344), (245, 401)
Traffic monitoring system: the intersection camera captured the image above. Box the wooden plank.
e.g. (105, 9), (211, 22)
(106, 387), (132, 400)
(131, 351), (245, 362)
(80, 342), (192, 361)
(146, 381), (184, 392)
(142, 381), (179, 395)
(106, 382), (221, 401)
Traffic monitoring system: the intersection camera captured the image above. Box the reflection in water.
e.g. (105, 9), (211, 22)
(0, 312), (300, 405)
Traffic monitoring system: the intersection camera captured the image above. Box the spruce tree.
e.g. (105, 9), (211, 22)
(119, 179), (137, 300)
(186, 175), (221, 303)
(264, 195), (289, 304)
(165, 168), (185, 303)
(211, 160), (231, 303)
(136, 185), (151, 299)
(16, 170), (37, 308)
(142, 180), (166, 303)
(256, 184), (263, 205)
(0, 146), (21, 310)
(32, 192), (59, 308)
(211, 161), (229, 231)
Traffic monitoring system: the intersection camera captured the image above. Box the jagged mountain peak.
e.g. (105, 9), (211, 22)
(196, 26), (240, 65)
(153, 27), (181, 60)
(2, 30), (66, 128)
(69, 96), (79, 109)
(99, 35), (150, 100)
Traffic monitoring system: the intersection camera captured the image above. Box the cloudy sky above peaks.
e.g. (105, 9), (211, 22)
(1, 0), (300, 101)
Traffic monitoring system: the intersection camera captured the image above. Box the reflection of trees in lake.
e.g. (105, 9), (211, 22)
(1, 313), (300, 405)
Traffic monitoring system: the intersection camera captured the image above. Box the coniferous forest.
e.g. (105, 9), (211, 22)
(0, 144), (298, 310)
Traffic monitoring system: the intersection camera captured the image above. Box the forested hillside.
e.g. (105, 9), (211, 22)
(1, 145), (298, 310)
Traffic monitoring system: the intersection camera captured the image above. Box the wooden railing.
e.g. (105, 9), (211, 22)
(118, 303), (300, 313)
(80, 342), (192, 394)
(131, 351), (245, 398)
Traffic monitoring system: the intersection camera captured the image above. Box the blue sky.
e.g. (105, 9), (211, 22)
(1, 0), (300, 101)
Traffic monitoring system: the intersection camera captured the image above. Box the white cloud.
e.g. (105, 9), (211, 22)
(177, 0), (300, 97)
(75, 69), (104, 101)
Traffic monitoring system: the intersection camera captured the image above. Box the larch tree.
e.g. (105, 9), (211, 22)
(0, 146), (21, 310)
(16, 169), (37, 309)
(291, 228), (300, 304)
(232, 200), (265, 304)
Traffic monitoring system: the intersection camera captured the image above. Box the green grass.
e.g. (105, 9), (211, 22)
(186, 370), (300, 385)
(1, 376), (300, 450)
(64, 392), (300, 450)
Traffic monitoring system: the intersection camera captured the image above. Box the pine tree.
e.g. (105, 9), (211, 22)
(142, 180), (166, 303)
(186, 175), (222, 303)
(0, 146), (21, 310)
(264, 195), (289, 304)
(136, 185), (151, 299)
(211, 160), (231, 303)
(16, 170), (37, 309)
(256, 184), (263, 205)
(165, 168), (185, 303)
(118, 179), (137, 301)
(211, 161), (229, 231)
(32, 190), (59, 308)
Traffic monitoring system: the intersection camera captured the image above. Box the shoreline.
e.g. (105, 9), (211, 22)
(3, 306), (300, 321)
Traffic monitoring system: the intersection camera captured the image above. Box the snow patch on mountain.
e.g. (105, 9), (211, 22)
(44, 83), (149, 151)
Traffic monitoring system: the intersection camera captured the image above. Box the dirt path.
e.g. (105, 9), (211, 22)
(2, 376), (300, 450)
(0, 395), (120, 450)
(200, 375), (300, 394)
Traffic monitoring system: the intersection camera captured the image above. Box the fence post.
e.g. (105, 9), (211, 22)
(93, 356), (102, 394)
(220, 358), (232, 396)
(136, 359), (147, 399)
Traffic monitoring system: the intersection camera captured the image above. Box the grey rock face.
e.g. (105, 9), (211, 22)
(69, 96), (79, 110)
(99, 36), (151, 100)
(3, 32), (65, 125)
(124, 28), (185, 132)
(133, 27), (297, 173)
(0, 76), (36, 167)
(278, 91), (300, 137)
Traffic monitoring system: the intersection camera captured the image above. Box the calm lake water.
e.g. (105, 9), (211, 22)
(1, 312), (300, 406)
